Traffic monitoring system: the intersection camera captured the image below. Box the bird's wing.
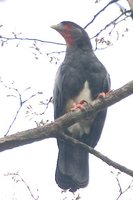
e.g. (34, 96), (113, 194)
(53, 62), (85, 119)
(53, 66), (65, 119)
(82, 72), (111, 148)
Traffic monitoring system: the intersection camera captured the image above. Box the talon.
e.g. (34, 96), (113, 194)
(98, 92), (106, 99)
(98, 90), (113, 99)
(71, 100), (88, 111)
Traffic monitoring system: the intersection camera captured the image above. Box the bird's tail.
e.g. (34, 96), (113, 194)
(55, 140), (89, 192)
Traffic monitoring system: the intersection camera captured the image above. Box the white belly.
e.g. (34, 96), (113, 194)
(65, 81), (95, 138)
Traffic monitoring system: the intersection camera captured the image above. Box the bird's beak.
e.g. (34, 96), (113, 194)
(50, 23), (63, 31)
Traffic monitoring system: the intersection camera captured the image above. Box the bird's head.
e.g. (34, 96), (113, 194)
(51, 21), (92, 49)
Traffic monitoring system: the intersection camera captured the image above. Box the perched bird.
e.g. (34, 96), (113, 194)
(51, 21), (111, 192)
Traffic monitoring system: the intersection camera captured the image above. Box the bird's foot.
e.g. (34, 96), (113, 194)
(97, 90), (113, 99)
(71, 100), (88, 111)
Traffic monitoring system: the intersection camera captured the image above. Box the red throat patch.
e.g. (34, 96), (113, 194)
(60, 24), (75, 46)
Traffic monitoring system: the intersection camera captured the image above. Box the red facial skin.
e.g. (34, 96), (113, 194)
(59, 24), (75, 46)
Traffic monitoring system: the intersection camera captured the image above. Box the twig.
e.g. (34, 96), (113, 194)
(84, 0), (120, 29)
(46, 50), (65, 55)
(116, 181), (133, 200)
(5, 92), (41, 136)
(26, 96), (53, 120)
(114, 172), (133, 200)
(0, 36), (65, 46)
(5, 172), (39, 200)
(5, 103), (22, 136)
(91, 9), (131, 39)
(0, 81), (43, 136)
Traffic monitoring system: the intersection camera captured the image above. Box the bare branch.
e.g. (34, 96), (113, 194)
(0, 80), (132, 149)
(84, 0), (119, 29)
(91, 9), (131, 39)
(0, 5), (131, 51)
(61, 134), (133, 178)
(127, 0), (133, 10)
(111, 172), (133, 200)
(0, 81), (132, 177)
(126, 0), (133, 19)
(0, 80), (43, 136)
(46, 50), (65, 55)
(4, 82), (133, 145)
(26, 96), (53, 126)
(0, 35), (65, 46)
(5, 89), (43, 136)
(5, 172), (39, 200)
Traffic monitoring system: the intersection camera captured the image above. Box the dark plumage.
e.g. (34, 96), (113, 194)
(51, 21), (111, 192)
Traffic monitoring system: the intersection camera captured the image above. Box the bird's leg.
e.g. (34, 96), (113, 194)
(71, 100), (88, 111)
(97, 90), (113, 99)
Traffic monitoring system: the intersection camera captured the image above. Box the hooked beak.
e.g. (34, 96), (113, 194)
(50, 23), (63, 32)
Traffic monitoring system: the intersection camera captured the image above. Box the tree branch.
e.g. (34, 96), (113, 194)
(5, 172), (39, 200)
(84, 0), (119, 29)
(0, 80), (133, 177)
(0, 80), (133, 151)
(114, 172), (133, 200)
(60, 134), (133, 178)
(0, 35), (65, 46)
(126, 0), (133, 19)
(91, 9), (131, 39)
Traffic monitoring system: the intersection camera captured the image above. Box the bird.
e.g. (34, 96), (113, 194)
(51, 21), (111, 192)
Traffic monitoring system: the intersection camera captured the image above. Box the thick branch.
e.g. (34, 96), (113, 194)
(0, 80), (133, 177)
(126, 0), (133, 19)
(0, 80), (133, 152)
(127, 0), (133, 11)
